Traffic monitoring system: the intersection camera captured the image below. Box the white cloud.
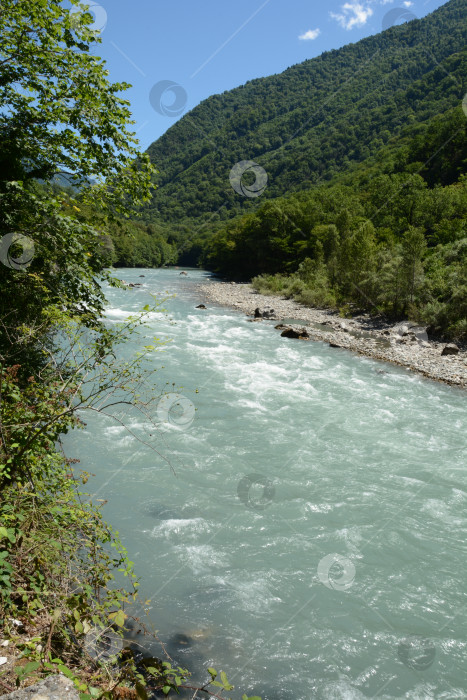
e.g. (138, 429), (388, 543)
(403, 0), (414, 6)
(299, 28), (321, 40)
(330, 2), (374, 30)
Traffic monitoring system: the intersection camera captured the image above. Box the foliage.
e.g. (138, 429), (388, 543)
(0, 0), (154, 214)
(0, 1), (259, 698)
(208, 124), (467, 338)
(140, 0), (466, 230)
(104, 217), (178, 268)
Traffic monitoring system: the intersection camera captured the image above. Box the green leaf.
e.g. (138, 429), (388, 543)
(17, 661), (40, 678)
(208, 667), (217, 678)
(82, 620), (92, 634)
(135, 682), (148, 699)
(112, 609), (126, 627)
(55, 664), (75, 680)
(219, 670), (233, 690)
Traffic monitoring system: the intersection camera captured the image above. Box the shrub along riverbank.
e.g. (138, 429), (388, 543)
(0, 2), (255, 698)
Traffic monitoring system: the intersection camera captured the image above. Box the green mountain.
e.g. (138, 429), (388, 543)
(142, 0), (466, 230)
(131, 0), (467, 341)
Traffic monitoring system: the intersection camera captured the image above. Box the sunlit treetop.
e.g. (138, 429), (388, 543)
(0, 0), (155, 214)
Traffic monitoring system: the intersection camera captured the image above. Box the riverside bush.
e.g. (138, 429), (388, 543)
(0, 2), (257, 697)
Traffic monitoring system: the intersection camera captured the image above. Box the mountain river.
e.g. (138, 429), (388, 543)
(63, 268), (467, 700)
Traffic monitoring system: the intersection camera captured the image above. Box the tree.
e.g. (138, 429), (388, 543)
(0, 0), (156, 369)
(0, 5), (263, 699)
(0, 0), (154, 212)
(401, 226), (427, 308)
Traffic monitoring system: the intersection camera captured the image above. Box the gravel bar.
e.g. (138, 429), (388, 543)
(199, 281), (467, 389)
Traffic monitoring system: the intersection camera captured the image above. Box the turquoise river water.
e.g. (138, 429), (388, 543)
(63, 268), (467, 700)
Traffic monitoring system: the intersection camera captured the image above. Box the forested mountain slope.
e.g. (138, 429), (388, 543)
(142, 0), (466, 227)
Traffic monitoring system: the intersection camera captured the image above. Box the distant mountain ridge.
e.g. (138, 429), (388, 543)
(142, 0), (466, 227)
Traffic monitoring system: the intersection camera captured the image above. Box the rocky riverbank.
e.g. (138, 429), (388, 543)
(199, 281), (467, 389)
(1, 675), (78, 699)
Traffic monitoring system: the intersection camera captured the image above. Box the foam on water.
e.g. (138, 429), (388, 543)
(64, 269), (467, 700)
(152, 518), (211, 538)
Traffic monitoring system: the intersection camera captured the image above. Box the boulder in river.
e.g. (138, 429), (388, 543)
(254, 307), (275, 318)
(281, 327), (309, 339)
(441, 343), (459, 356)
(196, 304), (206, 309)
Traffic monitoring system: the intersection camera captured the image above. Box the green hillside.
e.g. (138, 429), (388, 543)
(142, 0), (466, 229)
(133, 0), (467, 340)
(202, 104), (467, 338)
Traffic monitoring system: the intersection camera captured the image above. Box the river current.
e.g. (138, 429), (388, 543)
(63, 268), (467, 700)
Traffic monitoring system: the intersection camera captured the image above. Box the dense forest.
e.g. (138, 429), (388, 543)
(141, 0), (466, 228)
(202, 106), (467, 339)
(134, 0), (467, 340)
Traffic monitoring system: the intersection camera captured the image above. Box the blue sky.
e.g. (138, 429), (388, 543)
(84, 0), (449, 150)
